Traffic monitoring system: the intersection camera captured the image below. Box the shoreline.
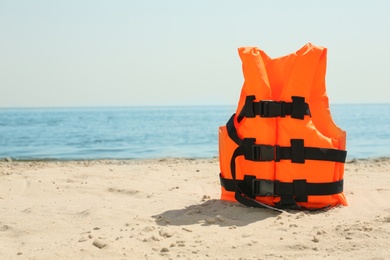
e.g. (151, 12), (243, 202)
(1, 157), (390, 259)
(2, 155), (390, 162)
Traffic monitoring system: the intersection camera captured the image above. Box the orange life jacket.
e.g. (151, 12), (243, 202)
(218, 43), (347, 211)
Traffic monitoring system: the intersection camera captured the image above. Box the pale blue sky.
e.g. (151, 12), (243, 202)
(1, 0), (389, 107)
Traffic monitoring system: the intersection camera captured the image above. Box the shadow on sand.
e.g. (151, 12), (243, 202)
(152, 199), (282, 227)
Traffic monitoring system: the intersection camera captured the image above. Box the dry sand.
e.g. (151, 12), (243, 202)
(1, 158), (390, 259)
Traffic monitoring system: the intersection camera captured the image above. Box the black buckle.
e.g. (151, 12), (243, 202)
(259, 101), (273, 117)
(252, 179), (274, 196)
(259, 101), (286, 118)
(243, 139), (281, 162)
(257, 145), (274, 161)
(253, 144), (280, 162)
(259, 101), (270, 117)
(279, 101), (286, 117)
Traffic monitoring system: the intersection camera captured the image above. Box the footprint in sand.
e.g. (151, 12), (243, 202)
(107, 187), (139, 195)
(0, 225), (11, 232)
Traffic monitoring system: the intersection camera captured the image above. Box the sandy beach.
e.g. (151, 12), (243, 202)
(1, 158), (390, 259)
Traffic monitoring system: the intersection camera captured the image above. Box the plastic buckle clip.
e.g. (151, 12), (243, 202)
(259, 101), (286, 117)
(252, 179), (274, 196)
(254, 145), (275, 161)
(260, 101), (271, 117)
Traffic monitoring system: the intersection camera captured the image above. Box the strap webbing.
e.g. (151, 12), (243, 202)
(220, 175), (344, 198)
(226, 147), (340, 211)
(237, 95), (311, 121)
(226, 114), (242, 146)
(226, 117), (347, 163)
(229, 147), (284, 212)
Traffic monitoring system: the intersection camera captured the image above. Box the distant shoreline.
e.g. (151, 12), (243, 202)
(1, 156), (390, 163)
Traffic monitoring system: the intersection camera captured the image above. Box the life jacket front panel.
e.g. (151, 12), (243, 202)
(219, 43), (347, 210)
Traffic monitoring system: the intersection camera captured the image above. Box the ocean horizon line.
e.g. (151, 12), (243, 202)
(1, 102), (390, 110)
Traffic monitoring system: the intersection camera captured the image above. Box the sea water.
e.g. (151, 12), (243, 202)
(0, 104), (389, 160)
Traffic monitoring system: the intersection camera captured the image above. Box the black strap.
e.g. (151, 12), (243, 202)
(242, 138), (347, 163)
(225, 147), (340, 211)
(291, 139), (305, 163)
(226, 117), (347, 163)
(238, 95), (311, 121)
(226, 114), (243, 146)
(229, 146), (284, 212)
(220, 175), (344, 199)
